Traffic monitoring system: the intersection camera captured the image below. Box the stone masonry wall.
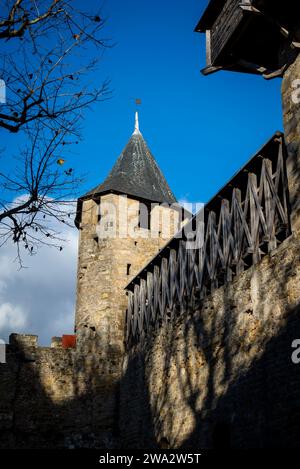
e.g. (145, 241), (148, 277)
(120, 230), (300, 449)
(75, 193), (184, 356)
(0, 334), (119, 448)
(282, 53), (300, 231)
(0, 194), (186, 449)
(2, 191), (298, 449)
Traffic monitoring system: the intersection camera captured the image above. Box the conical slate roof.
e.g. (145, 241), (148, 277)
(83, 113), (177, 204)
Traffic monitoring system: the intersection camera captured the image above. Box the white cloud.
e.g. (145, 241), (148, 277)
(0, 214), (78, 345)
(0, 303), (27, 329)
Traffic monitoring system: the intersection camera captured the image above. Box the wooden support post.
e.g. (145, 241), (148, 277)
(262, 159), (277, 252)
(248, 173), (260, 264)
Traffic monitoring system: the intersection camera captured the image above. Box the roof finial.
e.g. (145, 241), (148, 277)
(133, 111), (140, 134)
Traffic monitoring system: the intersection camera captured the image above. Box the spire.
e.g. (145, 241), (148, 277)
(81, 117), (177, 205)
(133, 111), (140, 135)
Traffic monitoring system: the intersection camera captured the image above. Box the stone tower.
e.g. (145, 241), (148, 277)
(74, 113), (182, 355)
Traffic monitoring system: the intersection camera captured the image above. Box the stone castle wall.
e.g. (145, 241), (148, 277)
(75, 193), (184, 356)
(0, 334), (119, 448)
(282, 54), (300, 232)
(2, 226), (299, 449)
(119, 230), (300, 448)
(0, 193), (184, 448)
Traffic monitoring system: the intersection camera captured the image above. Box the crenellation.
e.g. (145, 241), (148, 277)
(51, 337), (62, 349)
(9, 333), (38, 349)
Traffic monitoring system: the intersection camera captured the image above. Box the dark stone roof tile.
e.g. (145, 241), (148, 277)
(83, 129), (176, 205)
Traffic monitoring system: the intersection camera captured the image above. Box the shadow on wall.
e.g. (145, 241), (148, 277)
(120, 235), (300, 449)
(179, 303), (300, 449)
(0, 236), (300, 449)
(120, 302), (300, 449)
(0, 332), (122, 449)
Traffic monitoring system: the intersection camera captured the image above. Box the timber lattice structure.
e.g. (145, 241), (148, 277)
(125, 132), (291, 348)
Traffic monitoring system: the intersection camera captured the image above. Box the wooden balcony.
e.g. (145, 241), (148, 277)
(195, 0), (300, 78)
(125, 133), (291, 349)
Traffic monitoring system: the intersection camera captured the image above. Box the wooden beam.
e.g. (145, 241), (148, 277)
(263, 65), (287, 80)
(236, 59), (268, 74)
(201, 65), (224, 76)
(239, 4), (262, 15)
(206, 30), (212, 66)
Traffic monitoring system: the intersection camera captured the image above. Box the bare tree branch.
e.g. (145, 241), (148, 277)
(0, 1), (111, 134)
(0, 1), (104, 42)
(0, 1), (112, 261)
(0, 122), (83, 263)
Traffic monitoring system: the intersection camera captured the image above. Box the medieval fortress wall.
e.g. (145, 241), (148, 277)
(120, 230), (300, 448)
(0, 195), (183, 448)
(75, 193), (183, 356)
(282, 55), (300, 232)
(0, 333), (119, 448)
(0, 40), (299, 451)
